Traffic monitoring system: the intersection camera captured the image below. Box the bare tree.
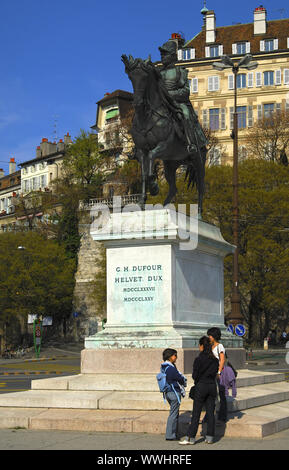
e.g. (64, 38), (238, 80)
(245, 110), (289, 165)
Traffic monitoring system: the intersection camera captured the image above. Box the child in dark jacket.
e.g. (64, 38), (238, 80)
(179, 336), (219, 445)
(161, 348), (187, 441)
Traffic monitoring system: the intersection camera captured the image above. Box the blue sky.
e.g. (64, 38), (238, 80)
(0, 0), (287, 174)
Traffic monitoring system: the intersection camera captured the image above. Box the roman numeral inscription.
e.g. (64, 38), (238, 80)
(114, 265), (163, 302)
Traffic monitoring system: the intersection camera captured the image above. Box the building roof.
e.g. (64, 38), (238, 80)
(97, 89), (133, 105)
(0, 170), (21, 191)
(185, 18), (289, 57)
(18, 150), (65, 168)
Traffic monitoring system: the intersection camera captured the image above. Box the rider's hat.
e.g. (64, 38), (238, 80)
(158, 40), (177, 54)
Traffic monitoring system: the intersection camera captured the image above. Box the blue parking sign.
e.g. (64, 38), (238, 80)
(235, 324), (246, 337)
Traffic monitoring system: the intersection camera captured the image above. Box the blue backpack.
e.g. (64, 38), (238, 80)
(156, 365), (180, 404)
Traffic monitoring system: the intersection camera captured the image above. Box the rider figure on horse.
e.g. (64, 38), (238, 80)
(157, 40), (207, 154)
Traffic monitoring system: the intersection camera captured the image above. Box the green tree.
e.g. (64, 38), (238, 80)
(0, 232), (76, 346)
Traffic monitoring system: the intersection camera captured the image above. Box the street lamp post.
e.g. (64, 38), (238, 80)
(212, 55), (258, 326)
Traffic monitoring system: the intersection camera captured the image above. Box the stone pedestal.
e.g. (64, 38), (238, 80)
(84, 208), (245, 371)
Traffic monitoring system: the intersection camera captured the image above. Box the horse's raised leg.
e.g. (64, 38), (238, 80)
(164, 160), (179, 206)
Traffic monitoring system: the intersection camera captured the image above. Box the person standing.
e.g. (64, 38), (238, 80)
(161, 348), (187, 441)
(179, 336), (219, 445)
(207, 327), (227, 423)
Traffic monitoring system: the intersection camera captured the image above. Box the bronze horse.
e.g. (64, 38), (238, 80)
(121, 54), (206, 214)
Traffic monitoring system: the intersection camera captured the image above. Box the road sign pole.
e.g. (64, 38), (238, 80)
(33, 319), (42, 359)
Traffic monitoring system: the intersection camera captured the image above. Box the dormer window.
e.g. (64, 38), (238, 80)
(178, 48), (195, 61)
(205, 45), (223, 58)
(232, 42), (250, 55)
(260, 39), (278, 52)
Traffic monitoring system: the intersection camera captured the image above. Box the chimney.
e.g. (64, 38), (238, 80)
(64, 132), (72, 145)
(170, 33), (185, 49)
(57, 139), (65, 152)
(205, 10), (216, 43)
(0, 169), (4, 179)
(40, 138), (57, 156)
(9, 157), (16, 174)
(40, 138), (50, 156)
(36, 146), (42, 158)
(254, 5), (267, 35)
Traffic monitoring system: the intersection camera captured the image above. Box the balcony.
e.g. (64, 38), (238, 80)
(81, 194), (144, 210)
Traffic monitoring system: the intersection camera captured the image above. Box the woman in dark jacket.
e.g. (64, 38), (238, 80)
(179, 336), (219, 445)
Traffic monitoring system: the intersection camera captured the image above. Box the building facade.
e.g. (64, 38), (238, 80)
(173, 5), (289, 164)
(0, 158), (21, 231)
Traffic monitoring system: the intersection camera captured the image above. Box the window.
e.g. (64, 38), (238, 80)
(181, 48), (195, 60)
(237, 42), (246, 54)
(263, 103), (275, 118)
(191, 78), (198, 93)
(265, 39), (274, 52)
(208, 148), (221, 166)
(284, 69), (289, 85)
(208, 76), (220, 92)
(261, 39), (278, 52)
(263, 71), (274, 86)
(232, 42), (250, 55)
(237, 74), (247, 89)
(41, 175), (47, 187)
(210, 45), (219, 57)
(209, 109), (220, 131)
(237, 106), (247, 129)
(105, 108), (119, 121)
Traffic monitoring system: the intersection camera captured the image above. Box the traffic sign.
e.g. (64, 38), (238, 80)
(227, 324), (234, 334)
(235, 324), (246, 337)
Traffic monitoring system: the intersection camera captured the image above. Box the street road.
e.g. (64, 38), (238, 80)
(0, 354), (80, 393)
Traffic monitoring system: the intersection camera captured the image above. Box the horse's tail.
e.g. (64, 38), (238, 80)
(184, 162), (197, 190)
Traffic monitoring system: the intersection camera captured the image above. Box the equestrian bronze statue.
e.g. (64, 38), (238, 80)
(122, 40), (207, 214)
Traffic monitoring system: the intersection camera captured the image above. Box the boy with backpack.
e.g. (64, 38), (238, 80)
(157, 348), (187, 441)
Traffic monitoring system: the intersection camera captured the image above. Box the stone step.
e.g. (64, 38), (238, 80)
(30, 370), (286, 392)
(1, 401), (289, 438)
(1, 380), (288, 412)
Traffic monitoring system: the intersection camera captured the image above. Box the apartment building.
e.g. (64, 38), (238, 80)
(20, 133), (72, 195)
(92, 89), (134, 197)
(173, 5), (289, 164)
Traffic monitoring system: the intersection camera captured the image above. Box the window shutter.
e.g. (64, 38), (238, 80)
(246, 42), (251, 53)
(248, 106), (254, 127)
(247, 72), (254, 88)
(228, 74), (234, 90)
(205, 46), (210, 58)
(284, 69), (289, 85)
(257, 104), (263, 120)
(275, 70), (281, 85)
(203, 109), (208, 128)
(232, 43), (237, 55)
(214, 76), (220, 91)
(260, 40), (265, 52)
(230, 107), (234, 130)
(190, 48), (195, 59)
(177, 49), (183, 61)
(219, 45), (223, 56)
(208, 76), (213, 91)
(276, 103), (281, 115)
(192, 78), (198, 93)
(221, 108), (226, 130)
(274, 39), (278, 50)
(256, 72), (262, 87)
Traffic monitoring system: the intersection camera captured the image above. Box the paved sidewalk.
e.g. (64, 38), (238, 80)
(1, 427), (289, 450)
